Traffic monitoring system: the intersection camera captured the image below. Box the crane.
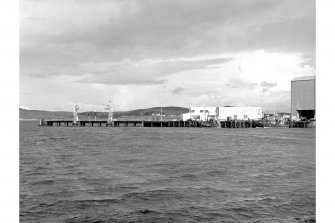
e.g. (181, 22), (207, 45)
(104, 100), (114, 126)
(73, 103), (80, 125)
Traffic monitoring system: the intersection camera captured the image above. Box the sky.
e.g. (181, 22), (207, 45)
(20, 0), (315, 112)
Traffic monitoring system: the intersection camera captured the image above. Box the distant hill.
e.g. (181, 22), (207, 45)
(19, 109), (73, 120)
(114, 106), (188, 117)
(19, 106), (188, 120)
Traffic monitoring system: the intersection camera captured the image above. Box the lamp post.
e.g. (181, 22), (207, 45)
(160, 104), (163, 121)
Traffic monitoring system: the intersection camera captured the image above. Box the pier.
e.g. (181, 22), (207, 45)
(39, 119), (261, 128)
(39, 119), (143, 127)
(39, 119), (203, 127)
(38, 119), (315, 128)
(37, 102), (315, 129)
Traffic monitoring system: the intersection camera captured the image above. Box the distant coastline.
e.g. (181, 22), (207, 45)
(20, 118), (38, 121)
(19, 107), (188, 121)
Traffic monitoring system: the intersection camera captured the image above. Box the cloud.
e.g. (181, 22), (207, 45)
(300, 56), (315, 68)
(20, 0), (315, 78)
(172, 87), (185, 95)
(260, 81), (277, 88)
(21, 0), (314, 56)
(260, 81), (277, 92)
(79, 57), (233, 85)
(225, 78), (258, 90)
(22, 56), (233, 85)
(20, 0), (315, 111)
(80, 74), (167, 86)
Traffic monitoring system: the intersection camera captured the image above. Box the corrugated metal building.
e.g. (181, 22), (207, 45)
(182, 106), (262, 121)
(217, 106), (263, 121)
(182, 107), (217, 121)
(291, 76), (316, 120)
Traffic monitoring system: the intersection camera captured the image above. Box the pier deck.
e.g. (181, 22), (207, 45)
(39, 119), (259, 128)
(38, 119), (314, 128)
(39, 120), (203, 127)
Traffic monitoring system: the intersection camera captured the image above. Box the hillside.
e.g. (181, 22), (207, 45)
(19, 109), (73, 120)
(19, 107), (188, 120)
(114, 106), (188, 117)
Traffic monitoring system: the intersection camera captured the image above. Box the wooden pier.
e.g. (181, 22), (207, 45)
(38, 119), (204, 127)
(39, 119), (143, 127)
(38, 119), (261, 128)
(38, 119), (315, 128)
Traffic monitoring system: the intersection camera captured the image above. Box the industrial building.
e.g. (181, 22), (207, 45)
(182, 106), (262, 121)
(182, 107), (217, 121)
(291, 76), (316, 120)
(217, 106), (262, 121)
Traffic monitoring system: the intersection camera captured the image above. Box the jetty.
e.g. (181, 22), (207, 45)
(37, 102), (315, 128)
(38, 119), (314, 128)
(38, 119), (265, 128)
(39, 119), (202, 127)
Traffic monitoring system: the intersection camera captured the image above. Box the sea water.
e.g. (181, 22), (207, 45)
(20, 121), (315, 223)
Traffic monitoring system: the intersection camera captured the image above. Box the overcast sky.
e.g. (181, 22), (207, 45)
(20, 0), (315, 112)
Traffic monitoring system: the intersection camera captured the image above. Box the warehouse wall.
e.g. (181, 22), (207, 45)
(217, 107), (262, 120)
(291, 79), (316, 118)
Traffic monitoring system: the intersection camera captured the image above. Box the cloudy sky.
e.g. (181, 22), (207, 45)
(20, 0), (315, 112)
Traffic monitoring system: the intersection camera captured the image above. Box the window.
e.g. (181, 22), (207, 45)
(191, 110), (195, 113)
(200, 110), (203, 112)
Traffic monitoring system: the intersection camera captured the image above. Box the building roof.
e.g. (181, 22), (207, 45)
(291, 75), (316, 82)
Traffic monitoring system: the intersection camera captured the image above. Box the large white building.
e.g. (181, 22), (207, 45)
(182, 107), (217, 121)
(182, 106), (262, 121)
(217, 107), (262, 120)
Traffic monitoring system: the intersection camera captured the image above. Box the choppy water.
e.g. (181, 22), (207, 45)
(20, 121), (315, 223)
